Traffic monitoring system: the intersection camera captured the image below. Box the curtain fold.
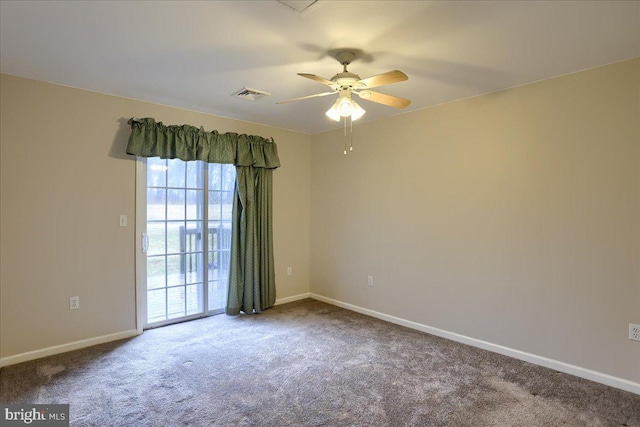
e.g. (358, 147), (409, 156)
(127, 118), (279, 315)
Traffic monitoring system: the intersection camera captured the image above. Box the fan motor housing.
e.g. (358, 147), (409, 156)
(331, 72), (362, 89)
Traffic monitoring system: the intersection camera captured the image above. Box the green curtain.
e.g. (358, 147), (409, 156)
(127, 118), (280, 315)
(227, 167), (276, 315)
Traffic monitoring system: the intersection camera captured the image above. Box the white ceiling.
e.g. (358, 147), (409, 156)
(1, 1), (639, 135)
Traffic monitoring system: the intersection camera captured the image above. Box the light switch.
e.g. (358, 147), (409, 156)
(119, 215), (128, 227)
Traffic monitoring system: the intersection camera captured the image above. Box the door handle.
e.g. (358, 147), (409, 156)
(142, 232), (149, 253)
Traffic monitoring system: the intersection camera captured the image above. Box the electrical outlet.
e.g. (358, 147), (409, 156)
(367, 276), (373, 286)
(630, 324), (640, 342)
(70, 296), (79, 310)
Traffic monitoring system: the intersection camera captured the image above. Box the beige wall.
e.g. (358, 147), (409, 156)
(311, 59), (640, 383)
(0, 74), (311, 359)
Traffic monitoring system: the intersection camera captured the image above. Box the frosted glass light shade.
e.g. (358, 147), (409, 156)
(337, 96), (355, 116)
(325, 100), (341, 121)
(350, 101), (365, 121)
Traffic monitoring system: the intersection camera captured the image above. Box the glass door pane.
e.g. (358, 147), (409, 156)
(146, 158), (205, 325)
(207, 163), (235, 313)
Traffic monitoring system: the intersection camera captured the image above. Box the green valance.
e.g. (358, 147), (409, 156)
(126, 118), (280, 168)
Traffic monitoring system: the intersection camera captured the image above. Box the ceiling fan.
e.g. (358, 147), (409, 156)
(277, 50), (410, 122)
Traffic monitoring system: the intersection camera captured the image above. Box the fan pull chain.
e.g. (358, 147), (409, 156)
(343, 117), (347, 154)
(350, 116), (354, 152)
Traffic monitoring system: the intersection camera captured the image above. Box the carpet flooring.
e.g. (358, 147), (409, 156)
(1, 299), (639, 426)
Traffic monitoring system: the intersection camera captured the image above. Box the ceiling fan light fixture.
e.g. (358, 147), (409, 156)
(325, 95), (366, 122)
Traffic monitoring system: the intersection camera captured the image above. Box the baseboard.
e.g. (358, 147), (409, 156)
(309, 293), (640, 396)
(0, 329), (140, 369)
(275, 292), (311, 306)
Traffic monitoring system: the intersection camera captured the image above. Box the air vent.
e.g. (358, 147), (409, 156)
(233, 87), (271, 101)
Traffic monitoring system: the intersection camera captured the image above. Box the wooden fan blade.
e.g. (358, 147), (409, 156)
(276, 91), (336, 104)
(357, 90), (411, 109)
(356, 70), (408, 89)
(298, 73), (335, 86)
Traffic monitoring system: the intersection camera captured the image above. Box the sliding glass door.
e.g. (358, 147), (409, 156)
(140, 157), (235, 328)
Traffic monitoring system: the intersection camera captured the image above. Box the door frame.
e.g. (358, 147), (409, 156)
(135, 158), (147, 334)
